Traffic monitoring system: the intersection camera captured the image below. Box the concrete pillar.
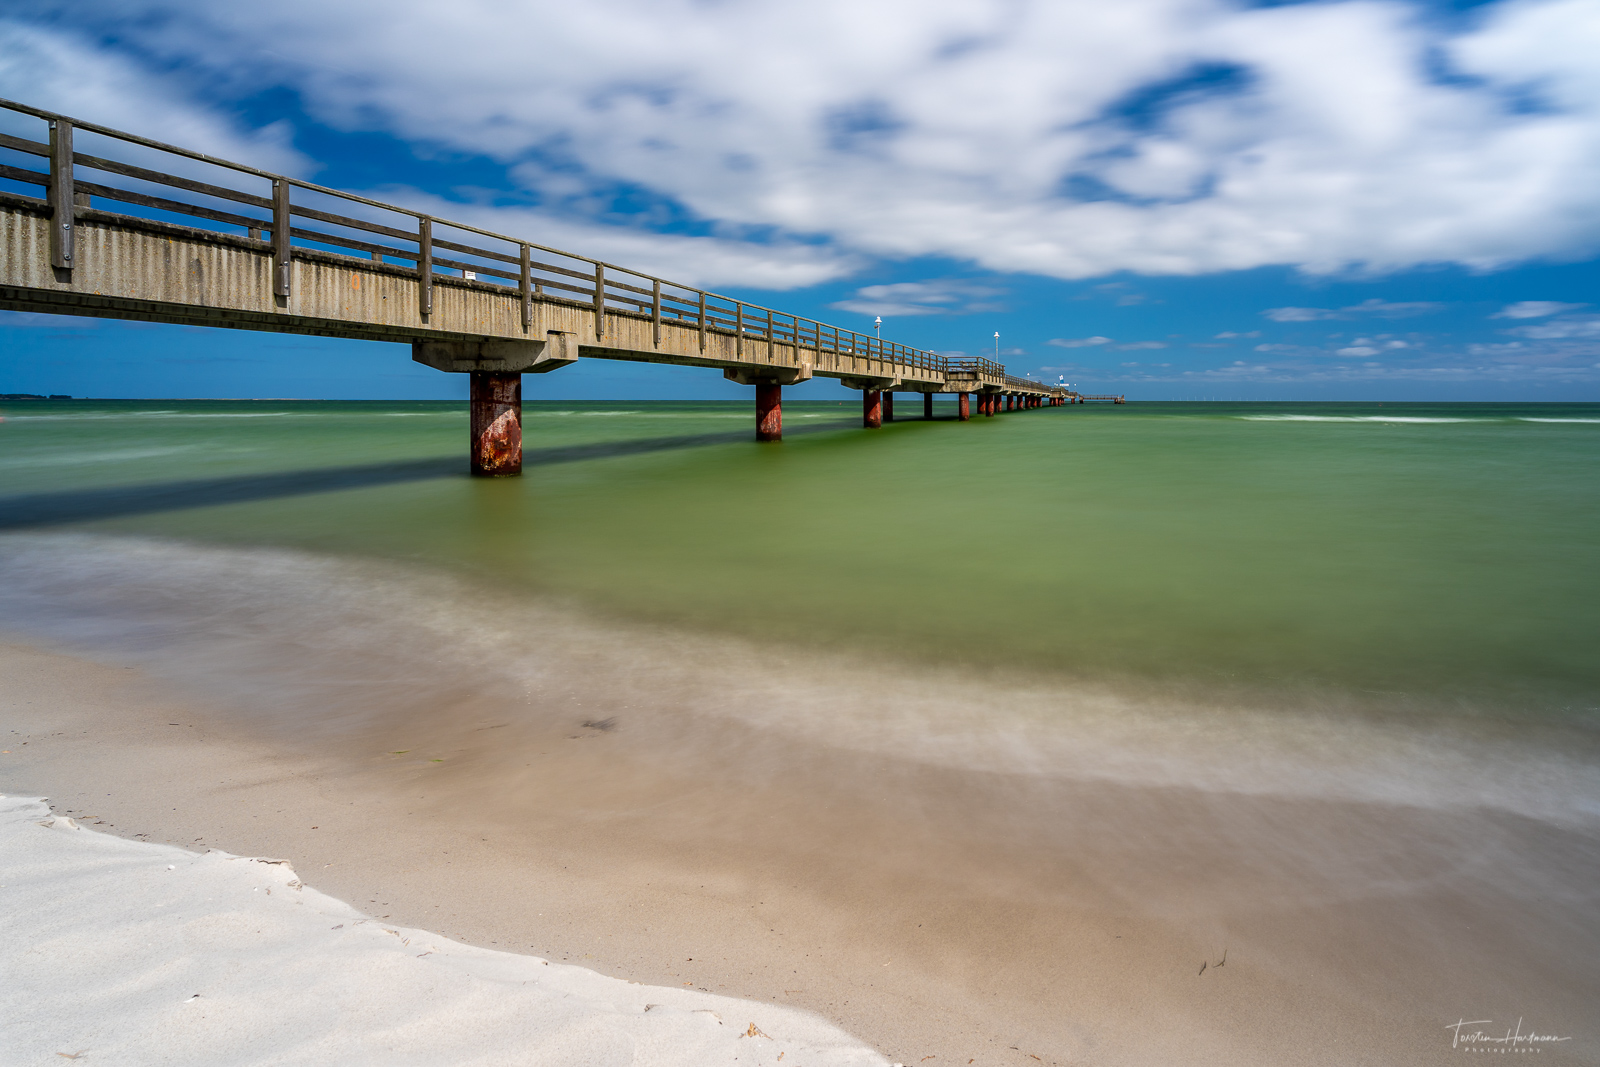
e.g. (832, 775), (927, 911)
(756, 382), (782, 442)
(958, 393), (970, 420)
(863, 389), (883, 428)
(884, 392), (895, 422)
(984, 394), (995, 417)
(923, 393), (934, 419)
(470, 371), (522, 477)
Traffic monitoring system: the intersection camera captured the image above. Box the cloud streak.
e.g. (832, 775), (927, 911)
(3, 0), (1600, 284)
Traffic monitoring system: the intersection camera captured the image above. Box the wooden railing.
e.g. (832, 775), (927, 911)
(0, 96), (1059, 392)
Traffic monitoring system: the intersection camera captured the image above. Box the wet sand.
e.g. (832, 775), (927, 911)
(4, 641), (1597, 1065)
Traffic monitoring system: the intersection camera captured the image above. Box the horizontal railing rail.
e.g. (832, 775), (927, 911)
(0, 96), (1064, 395)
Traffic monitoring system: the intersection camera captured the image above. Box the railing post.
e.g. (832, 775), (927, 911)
(653, 279), (662, 348)
(593, 263), (605, 336)
(417, 217), (433, 316)
(272, 179), (292, 298)
(520, 243), (532, 330)
(735, 304), (744, 359)
(698, 291), (707, 352)
(48, 119), (74, 271)
(766, 308), (774, 362)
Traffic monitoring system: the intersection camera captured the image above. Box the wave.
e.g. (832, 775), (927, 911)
(1237, 415), (1478, 424)
(0, 445), (199, 469)
(2, 533), (1594, 829)
(2, 411), (300, 421)
(1518, 417), (1600, 424)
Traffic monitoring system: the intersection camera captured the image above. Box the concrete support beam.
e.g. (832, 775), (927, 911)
(723, 365), (813, 386)
(839, 375), (900, 393)
(756, 382), (782, 442)
(924, 393), (934, 419)
(958, 393), (970, 421)
(470, 371), (522, 477)
(414, 332), (578, 374)
(863, 389), (883, 429)
(883, 392), (895, 422)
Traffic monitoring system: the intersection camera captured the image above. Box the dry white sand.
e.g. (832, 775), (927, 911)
(4, 635), (1596, 1067)
(0, 791), (888, 1066)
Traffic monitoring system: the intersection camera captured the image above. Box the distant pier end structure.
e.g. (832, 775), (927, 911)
(0, 98), (1076, 475)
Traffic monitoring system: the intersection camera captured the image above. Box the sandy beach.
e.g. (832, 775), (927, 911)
(5, 634), (1596, 1066)
(2, 787), (886, 1066)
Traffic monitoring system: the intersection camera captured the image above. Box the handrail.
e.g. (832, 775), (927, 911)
(0, 95), (1065, 394)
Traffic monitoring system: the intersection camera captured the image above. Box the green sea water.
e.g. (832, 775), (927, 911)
(3, 398), (1599, 722)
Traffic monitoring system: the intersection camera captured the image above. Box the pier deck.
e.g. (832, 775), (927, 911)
(0, 98), (1081, 473)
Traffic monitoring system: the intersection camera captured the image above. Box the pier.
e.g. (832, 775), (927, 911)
(0, 98), (1078, 475)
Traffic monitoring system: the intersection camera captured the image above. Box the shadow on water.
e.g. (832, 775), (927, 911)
(0, 425), (853, 529)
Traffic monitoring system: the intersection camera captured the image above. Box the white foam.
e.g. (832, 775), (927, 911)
(1, 411), (301, 422)
(1518, 417), (1600, 424)
(0, 446), (198, 469)
(0, 793), (886, 1067)
(1236, 415), (1477, 423)
(3, 534), (1596, 828)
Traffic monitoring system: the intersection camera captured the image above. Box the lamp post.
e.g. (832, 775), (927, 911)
(874, 316), (882, 339)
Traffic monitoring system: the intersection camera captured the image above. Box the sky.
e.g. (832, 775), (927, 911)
(1, 0), (1598, 401)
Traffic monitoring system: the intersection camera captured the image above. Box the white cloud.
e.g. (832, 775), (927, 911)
(349, 187), (859, 291)
(830, 279), (1004, 316)
(0, 20), (309, 176)
(1262, 299), (1444, 322)
(1047, 336), (1114, 348)
(1507, 314), (1600, 340)
(1215, 330), (1261, 339)
(1340, 299), (1444, 317)
(1492, 300), (1590, 318)
(1337, 345), (1380, 356)
(1116, 341), (1169, 349)
(6, 0), (1600, 281)
(1263, 307), (1340, 322)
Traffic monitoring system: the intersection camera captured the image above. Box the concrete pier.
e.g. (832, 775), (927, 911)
(924, 393), (934, 419)
(469, 371), (522, 476)
(883, 392), (895, 422)
(959, 393), (970, 421)
(0, 97), (1081, 476)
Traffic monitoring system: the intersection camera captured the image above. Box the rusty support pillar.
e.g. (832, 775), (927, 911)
(924, 393), (934, 419)
(756, 382), (782, 442)
(884, 392), (895, 422)
(470, 371), (522, 476)
(863, 389), (883, 429)
(958, 393), (970, 420)
(984, 394), (995, 417)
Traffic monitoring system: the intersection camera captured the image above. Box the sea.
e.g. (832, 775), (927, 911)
(2, 397), (1597, 1060)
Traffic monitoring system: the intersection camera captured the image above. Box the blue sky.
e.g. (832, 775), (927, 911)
(2, 0), (1598, 401)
